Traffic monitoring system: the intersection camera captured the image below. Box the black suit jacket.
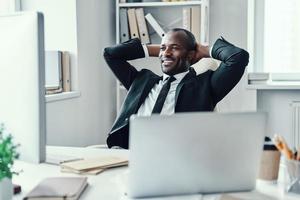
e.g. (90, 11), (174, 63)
(103, 38), (249, 149)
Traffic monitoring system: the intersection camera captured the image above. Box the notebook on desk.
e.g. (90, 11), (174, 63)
(127, 112), (266, 199)
(24, 177), (88, 200)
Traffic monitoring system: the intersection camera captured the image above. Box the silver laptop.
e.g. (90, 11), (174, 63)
(128, 112), (266, 198)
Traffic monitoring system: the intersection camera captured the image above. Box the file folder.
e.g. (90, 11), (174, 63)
(62, 51), (71, 92)
(182, 7), (191, 31)
(120, 8), (130, 43)
(127, 8), (140, 39)
(191, 6), (201, 43)
(145, 13), (165, 38)
(135, 8), (150, 44)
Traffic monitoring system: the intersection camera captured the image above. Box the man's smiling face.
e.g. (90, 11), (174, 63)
(159, 31), (194, 76)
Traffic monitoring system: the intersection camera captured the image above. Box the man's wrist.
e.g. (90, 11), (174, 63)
(202, 45), (211, 58)
(146, 44), (160, 57)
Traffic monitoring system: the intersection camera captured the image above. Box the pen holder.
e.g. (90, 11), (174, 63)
(258, 149), (281, 181)
(282, 158), (300, 194)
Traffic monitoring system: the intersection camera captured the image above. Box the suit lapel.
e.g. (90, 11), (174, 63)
(174, 68), (196, 106)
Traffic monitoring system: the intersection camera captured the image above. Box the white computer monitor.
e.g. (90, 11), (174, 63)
(0, 12), (46, 163)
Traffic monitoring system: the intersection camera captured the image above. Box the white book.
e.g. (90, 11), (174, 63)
(248, 72), (269, 80)
(145, 13), (165, 38)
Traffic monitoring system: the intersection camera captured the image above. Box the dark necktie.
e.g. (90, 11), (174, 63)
(152, 76), (176, 114)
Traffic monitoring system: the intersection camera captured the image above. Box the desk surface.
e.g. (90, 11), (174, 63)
(12, 146), (300, 200)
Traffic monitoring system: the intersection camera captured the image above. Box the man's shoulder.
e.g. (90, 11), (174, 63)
(138, 69), (159, 78)
(195, 69), (214, 78)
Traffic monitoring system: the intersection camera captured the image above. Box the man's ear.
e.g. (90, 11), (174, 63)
(187, 50), (196, 64)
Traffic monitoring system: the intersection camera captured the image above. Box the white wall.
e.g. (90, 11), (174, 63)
(22, 0), (116, 146)
(257, 91), (300, 147)
(22, 0), (79, 90)
(210, 0), (257, 112)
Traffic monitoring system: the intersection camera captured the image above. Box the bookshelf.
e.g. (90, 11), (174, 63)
(115, 0), (209, 113)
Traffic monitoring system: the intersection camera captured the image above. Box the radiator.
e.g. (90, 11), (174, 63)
(291, 101), (300, 148)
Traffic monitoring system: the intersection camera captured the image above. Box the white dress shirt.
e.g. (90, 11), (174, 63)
(137, 71), (189, 116)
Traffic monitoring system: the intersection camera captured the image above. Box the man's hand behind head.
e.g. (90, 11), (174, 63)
(191, 43), (211, 65)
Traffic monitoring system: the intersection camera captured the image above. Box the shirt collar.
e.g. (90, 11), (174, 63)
(162, 70), (190, 83)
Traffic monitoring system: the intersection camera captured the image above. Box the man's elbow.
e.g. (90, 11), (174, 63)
(102, 47), (110, 60)
(236, 49), (249, 69)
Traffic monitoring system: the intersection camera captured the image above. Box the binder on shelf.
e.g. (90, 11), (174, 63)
(62, 51), (71, 92)
(45, 51), (62, 91)
(135, 8), (150, 44)
(145, 13), (165, 38)
(203, 5), (209, 44)
(127, 8), (140, 39)
(119, 8), (130, 43)
(191, 6), (201, 43)
(182, 7), (191, 31)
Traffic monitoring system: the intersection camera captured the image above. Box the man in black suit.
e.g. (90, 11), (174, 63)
(103, 28), (249, 149)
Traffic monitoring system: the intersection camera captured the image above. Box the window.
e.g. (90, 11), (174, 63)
(248, 0), (300, 74)
(0, 0), (20, 14)
(264, 0), (300, 73)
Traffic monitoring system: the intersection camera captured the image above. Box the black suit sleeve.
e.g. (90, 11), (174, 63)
(210, 37), (249, 104)
(103, 38), (146, 90)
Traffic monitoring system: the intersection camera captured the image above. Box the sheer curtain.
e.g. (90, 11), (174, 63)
(264, 0), (300, 73)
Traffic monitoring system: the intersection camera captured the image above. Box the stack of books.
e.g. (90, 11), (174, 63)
(60, 156), (128, 175)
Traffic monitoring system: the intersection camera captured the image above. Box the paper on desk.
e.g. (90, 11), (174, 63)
(61, 161), (128, 175)
(61, 166), (105, 175)
(46, 153), (83, 165)
(120, 193), (202, 200)
(61, 156), (128, 171)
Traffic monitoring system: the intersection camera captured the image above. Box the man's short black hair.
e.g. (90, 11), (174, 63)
(169, 28), (197, 51)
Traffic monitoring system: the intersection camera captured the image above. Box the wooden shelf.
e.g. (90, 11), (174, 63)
(119, 1), (202, 8)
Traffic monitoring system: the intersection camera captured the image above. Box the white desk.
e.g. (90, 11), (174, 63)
(12, 146), (300, 200)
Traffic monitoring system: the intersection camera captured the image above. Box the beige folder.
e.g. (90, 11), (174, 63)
(191, 6), (201, 43)
(62, 51), (71, 92)
(182, 7), (191, 31)
(127, 8), (140, 39)
(135, 8), (150, 44)
(61, 156), (128, 171)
